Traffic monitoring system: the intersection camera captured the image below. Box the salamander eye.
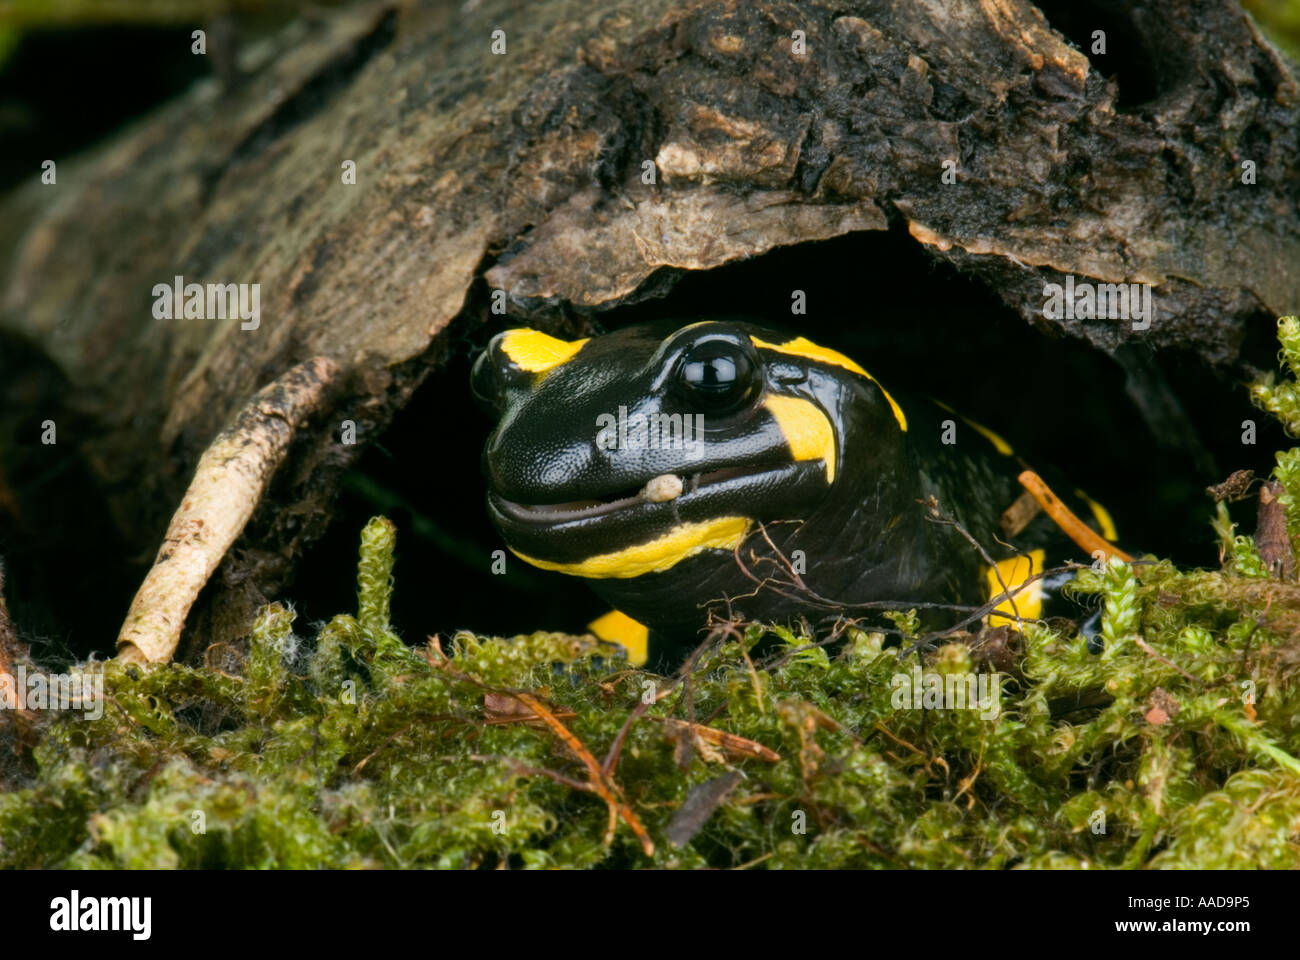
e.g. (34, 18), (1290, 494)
(675, 337), (761, 413)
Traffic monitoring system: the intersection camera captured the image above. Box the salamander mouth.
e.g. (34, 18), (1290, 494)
(493, 462), (787, 522)
(486, 455), (833, 569)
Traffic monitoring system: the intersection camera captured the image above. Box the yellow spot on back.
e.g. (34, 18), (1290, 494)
(512, 516), (750, 579)
(763, 394), (837, 483)
(588, 610), (650, 666)
(932, 400), (1014, 456)
(966, 420), (1013, 456)
(500, 329), (589, 373)
(1075, 489), (1119, 542)
(984, 549), (1045, 624)
(751, 335), (907, 432)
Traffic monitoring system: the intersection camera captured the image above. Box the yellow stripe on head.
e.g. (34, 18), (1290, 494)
(764, 394), (837, 482)
(984, 549), (1045, 624)
(499, 329), (590, 373)
(512, 516), (750, 579)
(1075, 489), (1119, 542)
(588, 610), (650, 666)
(751, 335), (907, 432)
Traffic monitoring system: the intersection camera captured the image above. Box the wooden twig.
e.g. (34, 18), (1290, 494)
(651, 717), (781, 763)
(1018, 470), (1133, 563)
(116, 357), (339, 663)
(483, 691), (576, 725)
(922, 495), (1026, 627)
(1000, 489), (1042, 537)
(512, 691), (654, 857)
(601, 699), (650, 777)
(483, 757), (595, 794)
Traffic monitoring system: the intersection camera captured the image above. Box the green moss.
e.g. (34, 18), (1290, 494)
(4, 322), (1300, 869)
(1250, 316), (1300, 437)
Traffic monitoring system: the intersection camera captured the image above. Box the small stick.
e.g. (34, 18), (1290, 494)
(1018, 470), (1133, 563)
(116, 357), (339, 664)
(513, 692), (655, 857)
(601, 699), (650, 777)
(1000, 489), (1042, 537)
(871, 720), (926, 757)
(923, 496), (1025, 626)
(651, 717), (781, 763)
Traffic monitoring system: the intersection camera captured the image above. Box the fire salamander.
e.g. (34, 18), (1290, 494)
(472, 319), (1119, 667)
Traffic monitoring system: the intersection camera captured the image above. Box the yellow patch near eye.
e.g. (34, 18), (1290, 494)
(751, 335), (907, 432)
(500, 328), (590, 373)
(587, 610), (650, 666)
(512, 516), (750, 579)
(764, 394), (836, 483)
(1075, 489), (1119, 542)
(984, 549), (1045, 624)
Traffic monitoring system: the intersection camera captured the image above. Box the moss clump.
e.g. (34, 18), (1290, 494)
(4, 326), (1300, 868)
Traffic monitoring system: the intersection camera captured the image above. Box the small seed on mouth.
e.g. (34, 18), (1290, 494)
(643, 473), (684, 503)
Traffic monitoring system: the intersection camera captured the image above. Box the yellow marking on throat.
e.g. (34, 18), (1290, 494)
(751, 335), (907, 432)
(500, 329), (590, 373)
(587, 610), (650, 666)
(763, 394), (837, 483)
(984, 549), (1045, 624)
(1075, 489), (1119, 542)
(512, 516), (750, 579)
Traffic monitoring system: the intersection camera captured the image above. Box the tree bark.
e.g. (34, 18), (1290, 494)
(0, 0), (1296, 647)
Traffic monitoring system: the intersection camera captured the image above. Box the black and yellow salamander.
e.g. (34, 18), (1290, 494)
(472, 319), (1120, 667)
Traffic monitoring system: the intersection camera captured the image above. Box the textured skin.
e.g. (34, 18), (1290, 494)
(475, 319), (1093, 648)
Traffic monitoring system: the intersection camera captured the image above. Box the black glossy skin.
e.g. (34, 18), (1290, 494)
(474, 319), (1092, 647)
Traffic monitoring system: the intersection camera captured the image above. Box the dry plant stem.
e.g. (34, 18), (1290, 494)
(651, 717), (782, 762)
(423, 647), (655, 856)
(601, 699), (651, 777)
(512, 692), (655, 857)
(1018, 470), (1134, 563)
(731, 521), (983, 615)
(729, 505), (1088, 662)
(116, 357), (339, 664)
(922, 496), (1025, 626)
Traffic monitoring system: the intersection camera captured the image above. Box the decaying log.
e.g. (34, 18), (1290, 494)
(0, 0), (1296, 650)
